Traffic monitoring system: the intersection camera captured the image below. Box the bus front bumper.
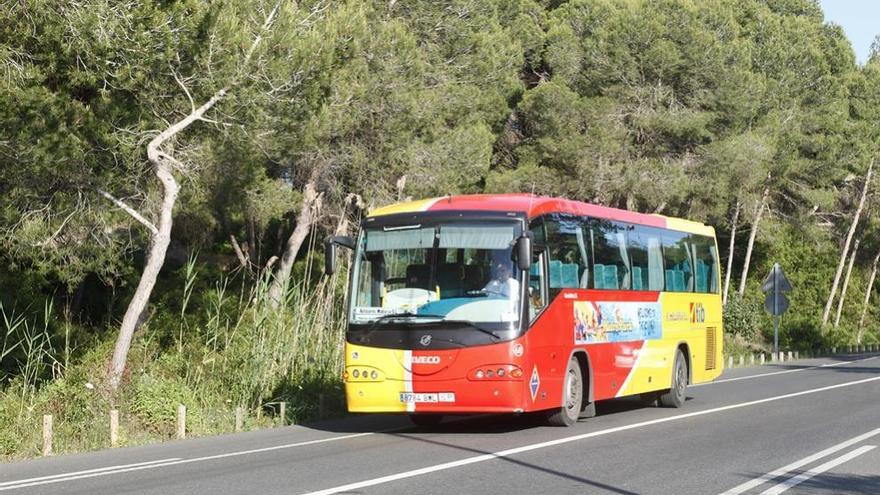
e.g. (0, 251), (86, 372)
(345, 378), (528, 414)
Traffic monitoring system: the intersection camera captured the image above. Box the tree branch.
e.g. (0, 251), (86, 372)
(171, 65), (195, 114)
(97, 188), (158, 235)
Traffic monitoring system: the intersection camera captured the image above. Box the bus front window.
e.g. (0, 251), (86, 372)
(349, 223), (521, 327)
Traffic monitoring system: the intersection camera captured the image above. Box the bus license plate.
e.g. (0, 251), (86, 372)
(399, 392), (455, 404)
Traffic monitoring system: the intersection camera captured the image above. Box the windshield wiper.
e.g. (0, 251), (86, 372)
(355, 314), (506, 341)
(441, 319), (503, 340)
(360, 312), (447, 337)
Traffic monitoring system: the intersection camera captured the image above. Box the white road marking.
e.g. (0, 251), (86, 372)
(0, 459), (180, 487)
(692, 356), (878, 387)
(0, 432), (375, 491)
(299, 375), (880, 495)
(760, 445), (877, 495)
(718, 428), (880, 495)
(4, 355), (877, 492)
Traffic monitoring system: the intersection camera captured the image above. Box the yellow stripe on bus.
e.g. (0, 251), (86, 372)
(368, 197), (441, 218)
(617, 292), (723, 397)
(660, 216), (716, 237)
(345, 343), (408, 412)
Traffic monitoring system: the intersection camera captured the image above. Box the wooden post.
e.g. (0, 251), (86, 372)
(279, 402), (286, 426)
(177, 405), (186, 439)
(235, 406), (244, 432)
(42, 414), (53, 456)
(110, 409), (119, 447)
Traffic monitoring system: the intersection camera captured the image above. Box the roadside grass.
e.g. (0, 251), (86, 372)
(0, 255), (348, 460)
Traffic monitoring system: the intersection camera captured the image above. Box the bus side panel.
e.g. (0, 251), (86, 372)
(651, 292), (724, 387)
(524, 289), (723, 406)
(522, 289), (663, 409)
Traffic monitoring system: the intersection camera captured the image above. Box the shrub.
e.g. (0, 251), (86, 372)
(130, 373), (198, 436)
(723, 296), (762, 343)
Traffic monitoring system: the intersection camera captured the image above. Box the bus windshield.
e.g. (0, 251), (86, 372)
(349, 222), (522, 327)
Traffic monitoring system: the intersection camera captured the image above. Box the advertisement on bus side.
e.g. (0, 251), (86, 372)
(573, 301), (662, 344)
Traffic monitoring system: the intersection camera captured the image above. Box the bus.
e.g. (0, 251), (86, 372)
(325, 194), (723, 426)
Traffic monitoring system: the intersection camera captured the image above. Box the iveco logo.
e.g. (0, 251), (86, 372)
(412, 356), (441, 364)
(419, 334), (432, 346)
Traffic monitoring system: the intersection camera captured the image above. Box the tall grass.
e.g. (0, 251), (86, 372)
(0, 246), (349, 459)
(0, 301), (62, 456)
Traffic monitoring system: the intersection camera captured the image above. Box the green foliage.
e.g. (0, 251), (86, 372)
(130, 372), (198, 435)
(2, 0), (880, 460)
(723, 296), (763, 343)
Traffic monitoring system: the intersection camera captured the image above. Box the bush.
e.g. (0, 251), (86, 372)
(723, 296), (762, 343)
(130, 373), (198, 436)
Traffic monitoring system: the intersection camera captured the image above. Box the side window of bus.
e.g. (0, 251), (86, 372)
(662, 231), (694, 292)
(545, 214), (590, 298)
(586, 220), (631, 290)
(628, 225), (665, 291)
(691, 235), (719, 293)
(528, 218), (547, 317)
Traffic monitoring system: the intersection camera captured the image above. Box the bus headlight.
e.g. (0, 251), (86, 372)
(345, 366), (385, 382)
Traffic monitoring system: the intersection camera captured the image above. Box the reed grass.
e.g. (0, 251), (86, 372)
(0, 248), (349, 460)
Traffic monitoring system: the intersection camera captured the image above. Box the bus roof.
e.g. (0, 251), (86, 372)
(368, 193), (715, 237)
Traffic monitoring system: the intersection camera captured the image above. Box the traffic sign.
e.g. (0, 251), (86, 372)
(761, 263), (792, 294)
(761, 263), (793, 359)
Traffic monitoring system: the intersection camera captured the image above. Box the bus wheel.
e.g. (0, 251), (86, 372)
(659, 349), (688, 408)
(409, 414), (443, 428)
(546, 357), (583, 426)
(639, 392), (659, 407)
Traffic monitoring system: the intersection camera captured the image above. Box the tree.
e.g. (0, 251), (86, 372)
(267, 180), (321, 306)
(105, 3), (283, 390)
(822, 160), (873, 326)
(738, 174), (772, 297)
(833, 238), (860, 328)
(858, 246), (880, 342)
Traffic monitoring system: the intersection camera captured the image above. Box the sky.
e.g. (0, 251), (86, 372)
(819, 0), (877, 65)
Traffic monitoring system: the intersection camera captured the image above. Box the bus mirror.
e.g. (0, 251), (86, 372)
(324, 239), (337, 276)
(515, 235), (532, 272)
(324, 235), (355, 276)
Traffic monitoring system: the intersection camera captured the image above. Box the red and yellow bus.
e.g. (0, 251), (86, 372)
(325, 194), (723, 426)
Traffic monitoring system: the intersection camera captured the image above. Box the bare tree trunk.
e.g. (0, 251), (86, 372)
(396, 175), (407, 202)
(834, 239), (860, 328)
(106, 4), (280, 391)
(823, 159), (873, 325)
(107, 161), (178, 390)
(723, 200), (741, 305)
(857, 247), (880, 343)
(738, 180), (771, 297)
(268, 180), (322, 306)
(230, 234), (250, 271)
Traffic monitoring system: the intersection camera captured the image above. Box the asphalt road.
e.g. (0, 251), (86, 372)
(2, 353), (879, 495)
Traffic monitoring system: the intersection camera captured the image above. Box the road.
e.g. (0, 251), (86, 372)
(2, 353), (879, 495)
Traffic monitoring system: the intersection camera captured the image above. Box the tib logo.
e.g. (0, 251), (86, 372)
(690, 303), (706, 323)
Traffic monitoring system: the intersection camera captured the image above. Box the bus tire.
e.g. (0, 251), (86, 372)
(545, 356), (583, 426)
(659, 349), (688, 408)
(409, 414), (443, 428)
(639, 392), (659, 407)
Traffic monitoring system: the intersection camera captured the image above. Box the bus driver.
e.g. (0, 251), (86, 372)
(483, 262), (520, 300)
